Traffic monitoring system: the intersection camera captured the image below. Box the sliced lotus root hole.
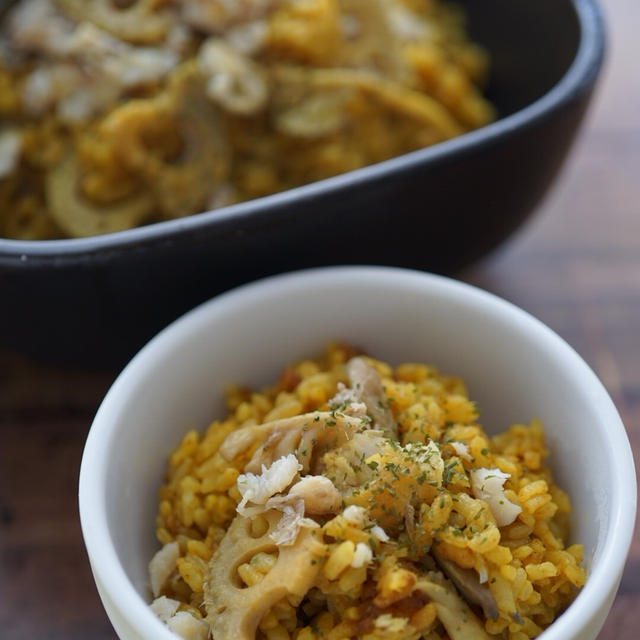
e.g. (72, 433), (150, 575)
(248, 514), (270, 539)
(222, 514), (278, 590)
(236, 550), (279, 589)
(204, 511), (327, 640)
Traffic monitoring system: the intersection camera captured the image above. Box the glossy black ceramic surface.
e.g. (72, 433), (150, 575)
(0, 0), (605, 366)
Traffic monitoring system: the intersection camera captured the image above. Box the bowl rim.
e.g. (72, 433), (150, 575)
(1, 0), (605, 266)
(79, 265), (636, 640)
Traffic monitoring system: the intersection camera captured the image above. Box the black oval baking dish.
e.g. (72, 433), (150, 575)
(0, 0), (605, 366)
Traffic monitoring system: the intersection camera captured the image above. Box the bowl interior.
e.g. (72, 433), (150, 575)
(81, 267), (634, 640)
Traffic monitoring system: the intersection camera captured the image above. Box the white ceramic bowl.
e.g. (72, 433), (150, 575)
(79, 266), (636, 640)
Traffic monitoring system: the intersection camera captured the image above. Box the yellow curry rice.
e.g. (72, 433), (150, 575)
(151, 343), (585, 640)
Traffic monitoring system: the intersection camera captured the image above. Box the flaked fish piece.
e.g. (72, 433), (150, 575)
(236, 453), (302, 516)
(287, 475), (342, 514)
(450, 441), (473, 462)
(166, 611), (209, 640)
(328, 382), (367, 417)
(268, 499), (319, 546)
(236, 454), (341, 525)
(150, 596), (209, 640)
(351, 541), (373, 568)
(204, 510), (326, 640)
(261, 474), (343, 516)
(150, 595), (180, 622)
(219, 410), (368, 474)
(470, 468), (522, 527)
(148, 541), (180, 598)
(234, 458), (334, 546)
(347, 357), (397, 437)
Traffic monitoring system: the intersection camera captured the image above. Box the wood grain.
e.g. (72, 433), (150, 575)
(0, 0), (638, 638)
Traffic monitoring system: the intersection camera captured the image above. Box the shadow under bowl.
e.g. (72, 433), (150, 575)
(0, 0), (605, 367)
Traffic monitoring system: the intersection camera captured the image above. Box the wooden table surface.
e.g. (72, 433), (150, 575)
(1, 1), (638, 638)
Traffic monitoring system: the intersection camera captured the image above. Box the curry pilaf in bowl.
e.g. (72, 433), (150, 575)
(149, 343), (586, 640)
(79, 267), (635, 640)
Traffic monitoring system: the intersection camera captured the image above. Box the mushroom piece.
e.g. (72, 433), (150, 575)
(416, 576), (492, 640)
(432, 551), (499, 621)
(346, 357), (397, 438)
(219, 410), (369, 474)
(204, 510), (326, 640)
